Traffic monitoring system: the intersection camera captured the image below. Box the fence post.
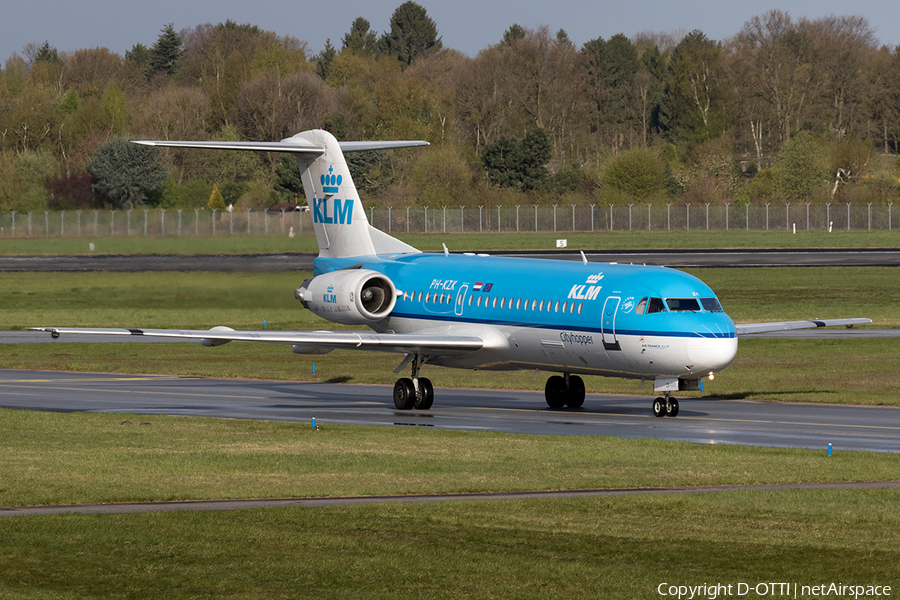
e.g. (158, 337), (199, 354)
(161, 209), (166, 236)
(10, 211), (14, 237)
(458, 206), (462, 233)
(686, 203), (690, 231)
(388, 206), (393, 233)
(552, 205), (557, 232)
(479, 205), (483, 232)
(76, 210), (81, 237)
(868, 203), (872, 231)
(246, 208), (251, 234)
(628, 204), (633, 231)
(228, 209), (233, 234)
(590, 204), (596, 232)
(889, 203), (893, 231)
(126, 210), (132, 236)
(443, 206), (447, 233)
(60, 210), (65, 237)
(785, 203), (790, 231)
(764, 203), (769, 231)
(826, 203), (831, 229)
(212, 209), (217, 235)
(572, 204), (577, 231)
(705, 203), (710, 230)
(195, 209), (200, 235)
(648, 203), (652, 232)
(666, 203), (672, 231)
(724, 202), (729, 231)
(110, 210), (115, 236)
(144, 209), (150, 236)
(44, 210), (50, 236)
(847, 203), (851, 231)
(178, 209), (183, 236)
(516, 205), (520, 232)
(424, 207), (428, 233)
(406, 206), (410, 233)
(93, 210), (99, 237)
(806, 203), (811, 230)
(496, 205), (500, 232)
(745, 203), (749, 230)
(609, 204), (614, 231)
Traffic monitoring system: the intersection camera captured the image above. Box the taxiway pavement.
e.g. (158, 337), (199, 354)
(1, 369), (897, 453)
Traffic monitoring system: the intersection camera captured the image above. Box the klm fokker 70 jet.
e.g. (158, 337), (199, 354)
(35, 130), (870, 417)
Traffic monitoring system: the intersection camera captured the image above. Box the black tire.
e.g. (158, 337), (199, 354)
(652, 397), (666, 417)
(665, 397), (679, 417)
(566, 375), (586, 408)
(393, 378), (415, 410)
(414, 377), (434, 410)
(544, 375), (567, 409)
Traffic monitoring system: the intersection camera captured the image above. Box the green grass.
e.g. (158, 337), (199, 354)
(1, 408), (899, 598)
(2, 490), (899, 599)
(0, 228), (898, 256)
(4, 409), (899, 507)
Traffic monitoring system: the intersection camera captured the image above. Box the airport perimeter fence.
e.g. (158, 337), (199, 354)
(0, 202), (897, 238)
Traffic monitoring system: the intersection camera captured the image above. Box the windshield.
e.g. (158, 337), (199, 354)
(666, 298), (701, 312)
(701, 297), (724, 312)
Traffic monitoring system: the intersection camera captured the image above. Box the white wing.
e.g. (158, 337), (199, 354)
(735, 318), (872, 336)
(30, 326), (483, 355)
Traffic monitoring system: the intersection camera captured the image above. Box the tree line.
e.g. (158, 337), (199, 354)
(1, 2), (899, 215)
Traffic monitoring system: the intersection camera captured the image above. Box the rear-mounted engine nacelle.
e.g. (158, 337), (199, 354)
(295, 269), (397, 325)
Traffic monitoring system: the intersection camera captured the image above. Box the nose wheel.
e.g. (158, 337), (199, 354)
(652, 394), (679, 417)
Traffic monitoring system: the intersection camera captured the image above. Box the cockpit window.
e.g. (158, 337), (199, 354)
(701, 298), (723, 312)
(647, 297), (666, 313)
(635, 298), (647, 315)
(666, 298), (701, 312)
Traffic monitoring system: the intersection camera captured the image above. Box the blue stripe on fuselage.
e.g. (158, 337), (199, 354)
(313, 253), (737, 338)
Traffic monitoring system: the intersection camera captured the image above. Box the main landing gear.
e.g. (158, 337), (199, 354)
(544, 373), (586, 409)
(393, 354), (434, 410)
(652, 393), (679, 417)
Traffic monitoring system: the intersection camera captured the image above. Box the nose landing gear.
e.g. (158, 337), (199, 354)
(652, 393), (679, 417)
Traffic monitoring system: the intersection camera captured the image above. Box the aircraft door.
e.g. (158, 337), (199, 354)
(454, 284), (468, 316)
(601, 296), (621, 351)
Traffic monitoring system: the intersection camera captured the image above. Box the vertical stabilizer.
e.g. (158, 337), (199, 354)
(291, 130), (375, 259)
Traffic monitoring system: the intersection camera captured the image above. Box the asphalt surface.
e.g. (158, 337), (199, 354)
(2, 248), (900, 272)
(2, 370), (898, 453)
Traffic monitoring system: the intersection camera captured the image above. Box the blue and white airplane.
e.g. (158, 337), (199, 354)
(35, 130), (870, 417)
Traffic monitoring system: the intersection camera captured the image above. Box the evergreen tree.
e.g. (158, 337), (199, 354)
(342, 17), (378, 56)
(34, 41), (60, 63)
(502, 24), (526, 46)
(207, 183), (226, 210)
(149, 23), (182, 77)
(316, 39), (336, 80)
(380, 1), (442, 67)
(86, 138), (170, 208)
(482, 129), (552, 191)
(125, 43), (152, 78)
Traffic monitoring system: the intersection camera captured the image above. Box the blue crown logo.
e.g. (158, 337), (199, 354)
(321, 166), (342, 194)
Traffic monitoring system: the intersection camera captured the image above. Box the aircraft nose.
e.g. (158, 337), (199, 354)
(687, 336), (738, 373)
(687, 315), (738, 373)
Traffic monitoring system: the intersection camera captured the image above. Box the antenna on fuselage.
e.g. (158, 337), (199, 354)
(580, 251), (588, 265)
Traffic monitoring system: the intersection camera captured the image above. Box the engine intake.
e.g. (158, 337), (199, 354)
(295, 269), (397, 325)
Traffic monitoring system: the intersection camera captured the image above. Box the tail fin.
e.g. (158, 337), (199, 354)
(134, 130), (428, 258)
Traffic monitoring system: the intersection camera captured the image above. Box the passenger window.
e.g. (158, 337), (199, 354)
(577, 302), (583, 314)
(562, 301), (568, 313)
(516, 298), (521, 310)
(554, 301), (560, 312)
(492, 297), (498, 308)
(468, 295), (473, 306)
(500, 297), (505, 309)
(539, 300), (544, 311)
(425, 292), (431, 303)
(647, 298), (666, 313)
(477, 296), (482, 307)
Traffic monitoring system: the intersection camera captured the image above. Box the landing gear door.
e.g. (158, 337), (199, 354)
(454, 284), (468, 316)
(601, 296), (621, 351)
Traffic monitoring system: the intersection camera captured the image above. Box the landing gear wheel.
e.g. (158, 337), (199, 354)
(665, 397), (679, 417)
(566, 375), (586, 408)
(414, 377), (434, 410)
(544, 375), (567, 408)
(393, 378), (415, 410)
(652, 397), (666, 418)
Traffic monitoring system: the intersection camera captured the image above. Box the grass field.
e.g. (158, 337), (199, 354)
(2, 243), (899, 597)
(1, 410), (899, 598)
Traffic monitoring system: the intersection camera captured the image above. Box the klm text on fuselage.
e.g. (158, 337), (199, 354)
(313, 198), (354, 224)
